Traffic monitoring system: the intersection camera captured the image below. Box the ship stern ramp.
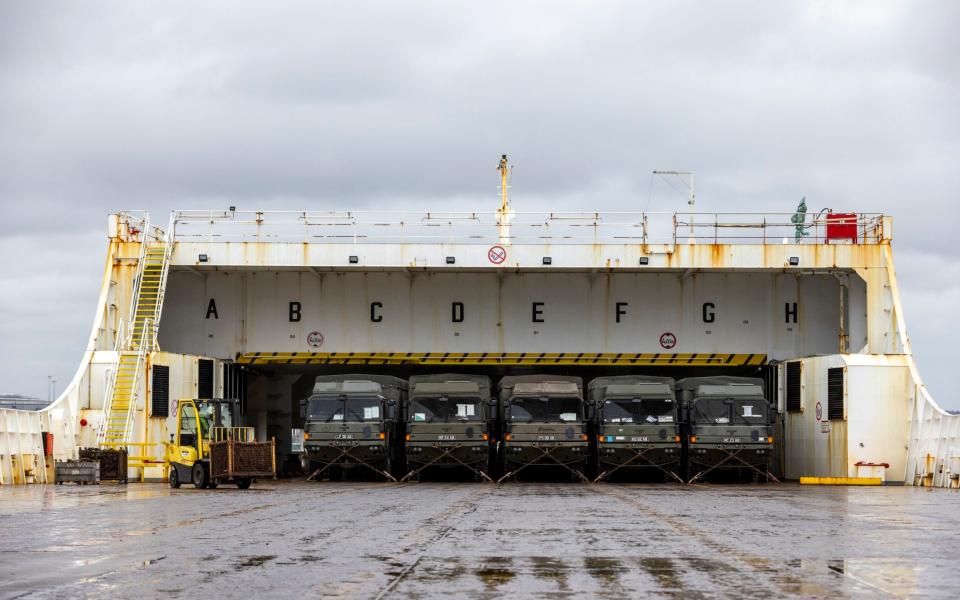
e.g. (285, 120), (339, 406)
(3, 210), (959, 486)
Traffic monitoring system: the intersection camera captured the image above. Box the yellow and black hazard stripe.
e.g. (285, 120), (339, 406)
(235, 352), (767, 367)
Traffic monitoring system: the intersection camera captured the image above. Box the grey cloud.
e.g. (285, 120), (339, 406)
(0, 1), (958, 406)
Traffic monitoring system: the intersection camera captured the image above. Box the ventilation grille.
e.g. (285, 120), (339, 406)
(827, 367), (844, 421)
(223, 362), (247, 415)
(198, 359), (214, 400)
(151, 365), (170, 417)
(786, 362), (802, 412)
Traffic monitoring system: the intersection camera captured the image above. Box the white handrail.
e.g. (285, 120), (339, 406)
(165, 210), (887, 246)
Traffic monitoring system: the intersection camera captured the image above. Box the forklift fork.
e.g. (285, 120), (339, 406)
(497, 446), (589, 484)
(400, 444), (493, 483)
(594, 448), (684, 483)
(306, 444), (397, 482)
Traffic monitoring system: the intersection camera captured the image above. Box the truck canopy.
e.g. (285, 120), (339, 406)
(409, 374), (492, 401)
(587, 375), (676, 404)
(675, 376), (765, 403)
(497, 374), (584, 402)
(311, 374), (407, 402)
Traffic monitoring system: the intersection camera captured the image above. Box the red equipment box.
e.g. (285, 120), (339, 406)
(826, 213), (858, 244)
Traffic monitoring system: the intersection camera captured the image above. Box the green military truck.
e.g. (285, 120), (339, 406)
(677, 376), (777, 483)
(497, 374), (589, 482)
(402, 374), (495, 482)
(590, 375), (682, 482)
(299, 374), (407, 481)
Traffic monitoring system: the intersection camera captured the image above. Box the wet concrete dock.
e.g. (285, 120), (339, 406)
(1, 481), (958, 598)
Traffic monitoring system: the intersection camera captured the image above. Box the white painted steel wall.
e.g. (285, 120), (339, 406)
(783, 355), (912, 483)
(0, 409), (50, 484)
(158, 271), (858, 359)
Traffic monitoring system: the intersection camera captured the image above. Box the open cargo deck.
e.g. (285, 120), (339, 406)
(1, 480), (957, 598)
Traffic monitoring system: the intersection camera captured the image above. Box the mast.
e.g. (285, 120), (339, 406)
(496, 154), (513, 244)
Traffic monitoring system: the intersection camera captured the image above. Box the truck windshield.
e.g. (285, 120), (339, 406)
(693, 397), (768, 425)
(409, 396), (482, 423)
(508, 396), (582, 423)
(602, 398), (675, 424)
(308, 395), (383, 422)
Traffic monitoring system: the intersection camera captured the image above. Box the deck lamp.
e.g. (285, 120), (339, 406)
(542, 256), (552, 265)
(446, 256), (456, 264)
(348, 255), (359, 264)
(788, 256), (800, 266)
(198, 254), (208, 263)
(639, 257), (650, 265)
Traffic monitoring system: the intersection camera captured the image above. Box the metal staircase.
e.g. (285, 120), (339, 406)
(97, 216), (173, 448)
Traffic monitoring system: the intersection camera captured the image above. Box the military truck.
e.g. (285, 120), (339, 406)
(677, 376), (776, 483)
(299, 374), (407, 481)
(497, 374), (589, 482)
(402, 374), (495, 482)
(590, 375), (682, 482)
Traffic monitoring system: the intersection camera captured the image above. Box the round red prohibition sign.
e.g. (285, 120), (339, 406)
(815, 401), (823, 421)
(488, 245), (507, 265)
(659, 332), (677, 349)
(307, 331), (324, 349)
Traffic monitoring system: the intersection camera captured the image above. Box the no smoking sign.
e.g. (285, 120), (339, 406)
(488, 245), (507, 265)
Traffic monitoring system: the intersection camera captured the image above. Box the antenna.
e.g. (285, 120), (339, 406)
(652, 170), (696, 239)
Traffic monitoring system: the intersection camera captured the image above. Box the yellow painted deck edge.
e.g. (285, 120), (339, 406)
(799, 477), (882, 486)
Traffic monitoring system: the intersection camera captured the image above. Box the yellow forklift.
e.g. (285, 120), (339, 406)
(167, 398), (276, 489)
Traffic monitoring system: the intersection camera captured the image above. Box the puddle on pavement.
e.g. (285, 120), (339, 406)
(234, 554), (276, 570)
(530, 556), (570, 590)
(635, 557), (683, 591)
(583, 556), (627, 584)
(475, 556), (516, 589)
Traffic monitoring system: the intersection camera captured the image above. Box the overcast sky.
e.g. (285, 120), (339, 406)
(1, 1), (958, 408)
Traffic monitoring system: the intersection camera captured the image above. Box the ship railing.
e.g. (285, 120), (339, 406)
(673, 212), (886, 245)
(167, 209), (886, 246)
(117, 211), (167, 244)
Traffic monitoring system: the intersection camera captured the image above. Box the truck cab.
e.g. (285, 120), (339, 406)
(497, 375), (589, 482)
(677, 376), (775, 482)
(299, 374), (406, 481)
(591, 376), (681, 481)
(404, 374), (494, 481)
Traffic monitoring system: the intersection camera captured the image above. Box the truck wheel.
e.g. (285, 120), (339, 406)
(192, 463), (209, 489)
(169, 468), (181, 489)
(236, 478), (252, 489)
